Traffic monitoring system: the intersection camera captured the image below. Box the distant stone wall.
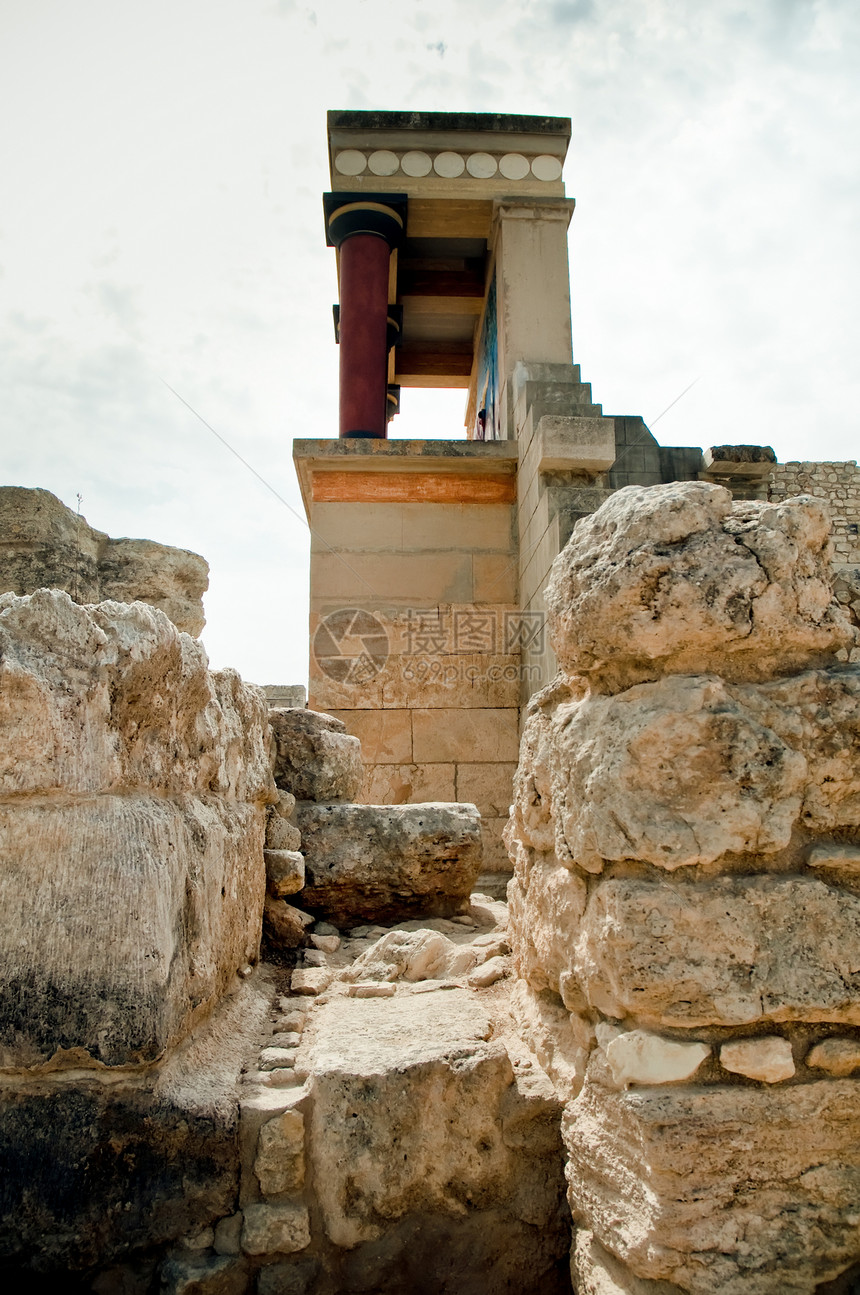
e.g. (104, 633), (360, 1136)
(770, 460), (860, 566)
(0, 486), (209, 636)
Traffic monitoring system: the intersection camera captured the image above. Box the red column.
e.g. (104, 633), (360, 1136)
(324, 195), (406, 440)
(337, 233), (391, 439)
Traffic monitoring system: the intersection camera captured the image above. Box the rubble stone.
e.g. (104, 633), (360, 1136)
(468, 955), (508, 988)
(345, 928), (478, 983)
(241, 1202), (310, 1256)
(294, 801), (483, 925)
(266, 814), (302, 852)
(159, 1253), (247, 1295)
(807, 1037), (860, 1076)
(720, 1036), (795, 1082)
(602, 1030), (710, 1087)
(263, 898), (314, 950)
(269, 707), (363, 802)
(264, 849), (305, 897)
(255, 1109), (305, 1196)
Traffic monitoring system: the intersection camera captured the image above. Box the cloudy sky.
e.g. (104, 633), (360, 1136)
(2, 0), (858, 686)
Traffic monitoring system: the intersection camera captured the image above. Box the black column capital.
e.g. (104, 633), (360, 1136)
(323, 192), (408, 250)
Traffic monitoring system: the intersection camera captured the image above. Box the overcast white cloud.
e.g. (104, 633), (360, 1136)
(1, 0), (858, 685)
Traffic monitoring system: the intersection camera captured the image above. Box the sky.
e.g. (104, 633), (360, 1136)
(2, 0), (858, 687)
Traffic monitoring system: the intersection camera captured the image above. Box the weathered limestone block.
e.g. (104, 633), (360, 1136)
(0, 486), (208, 635)
(507, 860), (586, 996)
(547, 675), (807, 872)
(545, 482), (853, 686)
(510, 666), (860, 876)
(0, 591), (274, 800)
(269, 707), (362, 802)
(98, 536), (208, 638)
(297, 989), (569, 1282)
(0, 1079), (240, 1273)
(294, 802), (482, 925)
(565, 1074), (860, 1292)
(572, 1231), (685, 1295)
(505, 682), (564, 855)
(0, 485), (103, 600)
(737, 666), (860, 832)
(264, 849), (305, 897)
(0, 796), (264, 1066)
(510, 980), (591, 1100)
(573, 875), (860, 1029)
(1, 977), (270, 1273)
(0, 590), (273, 1068)
(505, 481), (860, 1291)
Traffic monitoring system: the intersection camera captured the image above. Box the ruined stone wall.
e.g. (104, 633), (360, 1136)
(0, 590), (570, 1290)
(0, 588), (277, 1274)
(769, 460), (860, 566)
(506, 481), (860, 1292)
(0, 589), (274, 1070)
(0, 486), (209, 635)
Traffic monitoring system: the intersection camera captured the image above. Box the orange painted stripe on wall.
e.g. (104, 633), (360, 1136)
(312, 470), (516, 504)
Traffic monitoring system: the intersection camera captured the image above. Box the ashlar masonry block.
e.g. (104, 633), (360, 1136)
(412, 708), (520, 763)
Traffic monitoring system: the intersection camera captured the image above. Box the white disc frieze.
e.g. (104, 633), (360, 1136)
(531, 154), (563, 181)
(401, 150), (432, 177)
(434, 151), (466, 178)
(499, 152), (530, 180)
(368, 149), (400, 177)
(334, 150), (367, 176)
(466, 152), (497, 178)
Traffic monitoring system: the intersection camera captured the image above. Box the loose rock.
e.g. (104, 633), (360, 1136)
(719, 1037), (795, 1082)
(806, 1037), (860, 1076)
(295, 801), (483, 926)
(269, 707), (363, 802)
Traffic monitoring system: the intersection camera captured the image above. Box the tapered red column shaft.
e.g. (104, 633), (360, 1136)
(338, 233), (390, 439)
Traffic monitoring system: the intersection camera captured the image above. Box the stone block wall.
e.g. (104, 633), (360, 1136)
(506, 481), (860, 1292)
(294, 438), (524, 886)
(769, 460), (860, 565)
